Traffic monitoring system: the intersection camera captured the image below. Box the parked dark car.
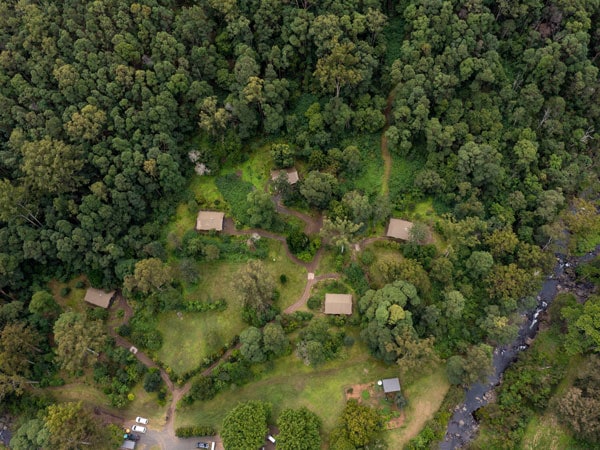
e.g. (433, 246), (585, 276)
(124, 433), (140, 441)
(196, 443), (210, 449)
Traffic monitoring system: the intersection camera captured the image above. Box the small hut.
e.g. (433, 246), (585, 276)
(84, 288), (116, 309)
(196, 211), (225, 231)
(324, 293), (353, 315)
(386, 219), (414, 241)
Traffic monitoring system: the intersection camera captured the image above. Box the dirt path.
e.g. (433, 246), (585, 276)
(381, 88), (397, 196)
(274, 197), (323, 235)
(284, 273), (341, 313)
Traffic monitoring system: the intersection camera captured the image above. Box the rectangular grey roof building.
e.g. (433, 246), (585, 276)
(382, 377), (401, 393)
(324, 293), (353, 315)
(386, 218), (414, 241)
(84, 288), (116, 309)
(196, 211), (225, 231)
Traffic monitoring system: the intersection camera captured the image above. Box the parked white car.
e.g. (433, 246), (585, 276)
(132, 425), (146, 434)
(135, 417), (149, 424)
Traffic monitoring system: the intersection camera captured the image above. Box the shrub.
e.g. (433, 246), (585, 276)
(117, 324), (131, 337)
(175, 425), (217, 438)
(143, 368), (163, 392)
(60, 287), (71, 297)
(280, 274), (288, 284)
(75, 280), (85, 289)
(343, 335), (355, 347)
(307, 296), (322, 310)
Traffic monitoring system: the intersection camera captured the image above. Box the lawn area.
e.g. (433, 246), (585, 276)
(48, 275), (88, 313)
(221, 141), (273, 190)
(157, 240), (306, 374)
(386, 366), (449, 448)
(176, 339), (447, 446)
(175, 338), (402, 433)
(389, 156), (425, 207)
(347, 134), (384, 197)
(48, 381), (168, 427)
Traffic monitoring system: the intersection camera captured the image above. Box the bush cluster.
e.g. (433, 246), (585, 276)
(175, 426), (217, 438)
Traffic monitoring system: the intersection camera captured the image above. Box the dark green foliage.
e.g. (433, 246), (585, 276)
(277, 407), (322, 450)
(343, 263), (370, 297)
(475, 331), (568, 447)
(332, 400), (383, 448)
(215, 174), (254, 225)
(555, 356), (600, 444)
(182, 299), (227, 313)
(279, 274), (288, 284)
(307, 296), (322, 310)
(175, 425), (217, 438)
(187, 376), (218, 402)
(296, 316), (343, 366)
(280, 311), (314, 334)
(143, 368), (163, 393)
(287, 229), (310, 254)
(59, 287), (70, 297)
(221, 401), (271, 450)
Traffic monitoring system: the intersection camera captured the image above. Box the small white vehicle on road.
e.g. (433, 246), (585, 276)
(135, 417), (149, 424)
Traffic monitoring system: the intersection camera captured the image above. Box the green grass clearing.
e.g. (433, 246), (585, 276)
(47, 381), (168, 429)
(221, 141), (274, 190)
(157, 240), (306, 374)
(176, 337), (402, 434)
(386, 366), (449, 448)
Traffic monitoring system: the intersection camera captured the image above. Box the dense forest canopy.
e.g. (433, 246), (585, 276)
(1, 0), (598, 298)
(1, 0), (600, 448)
(0, 0), (390, 295)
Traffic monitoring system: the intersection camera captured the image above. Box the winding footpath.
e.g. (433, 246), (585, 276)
(107, 88), (399, 448)
(106, 199), (350, 447)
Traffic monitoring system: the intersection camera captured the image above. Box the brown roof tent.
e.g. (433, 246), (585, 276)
(382, 377), (401, 393)
(324, 293), (353, 315)
(386, 218), (414, 241)
(196, 211), (225, 231)
(271, 168), (299, 185)
(84, 288), (116, 309)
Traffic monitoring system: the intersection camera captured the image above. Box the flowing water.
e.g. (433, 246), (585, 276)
(440, 247), (600, 449)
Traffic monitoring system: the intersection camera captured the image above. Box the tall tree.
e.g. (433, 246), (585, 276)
(53, 312), (106, 373)
(0, 322), (41, 377)
(124, 258), (173, 294)
(314, 39), (362, 98)
(221, 400), (271, 450)
(44, 402), (106, 450)
(277, 407), (321, 450)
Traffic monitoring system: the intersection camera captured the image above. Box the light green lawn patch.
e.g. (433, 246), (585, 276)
(157, 240), (306, 374)
(349, 135), (384, 197)
(176, 338), (400, 433)
(316, 249), (339, 275)
(48, 275), (88, 313)
(222, 143), (273, 190)
(385, 366), (449, 448)
(192, 174), (225, 206)
(156, 259), (246, 375)
(156, 309), (245, 376)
